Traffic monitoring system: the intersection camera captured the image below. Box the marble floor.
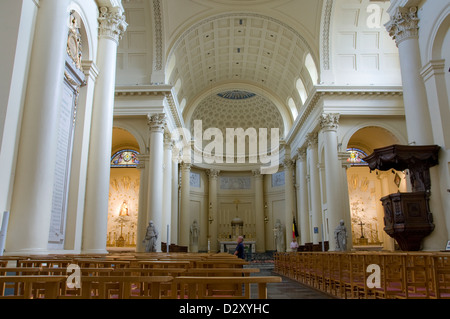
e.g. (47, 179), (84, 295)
(248, 266), (335, 299)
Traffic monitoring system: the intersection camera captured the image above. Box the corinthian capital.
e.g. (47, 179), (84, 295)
(98, 6), (128, 44)
(320, 113), (340, 131)
(148, 113), (167, 133)
(306, 132), (318, 148)
(207, 169), (221, 179)
(385, 6), (419, 46)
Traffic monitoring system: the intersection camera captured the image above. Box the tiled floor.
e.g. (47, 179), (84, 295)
(248, 266), (334, 299)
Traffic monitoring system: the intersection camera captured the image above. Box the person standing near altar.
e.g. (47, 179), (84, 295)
(234, 236), (245, 260)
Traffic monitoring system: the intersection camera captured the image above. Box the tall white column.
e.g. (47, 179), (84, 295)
(338, 152), (353, 251)
(385, 6), (433, 145)
(386, 7), (448, 250)
(179, 163), (191, 249)
(306, 133), (322, 245)
(284, 159), (295, 251)
(320, 113), (346, 251)
(7, 0), (71, 254)
(82, 6), (127, 254)
(136, 154), (149, 252)
(207, 169), (220, 252)
(296, 149), (310, 245)
(253, 169), (266, 253)
(162, 133), (173, 246)
(171, 156), (180, 245)
(147, 114), (166, 253)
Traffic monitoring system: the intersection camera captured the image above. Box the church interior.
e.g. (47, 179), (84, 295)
(0, 0), (449, 300)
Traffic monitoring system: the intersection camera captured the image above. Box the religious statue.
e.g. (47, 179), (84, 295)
(274, 219), (285, 252)
(119, 201), (129, 217)
(143, 221), (158, 252)
(334, 220), (348, 251)
(190, 220), (200, 253)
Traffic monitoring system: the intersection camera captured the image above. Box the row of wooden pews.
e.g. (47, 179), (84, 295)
(274, 251), (450, 299)
(0, 253), (281, 299)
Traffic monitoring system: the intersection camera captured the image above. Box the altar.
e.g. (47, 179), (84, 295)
(219, 240), (256, 255)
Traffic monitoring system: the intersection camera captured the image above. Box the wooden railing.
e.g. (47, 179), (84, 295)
(274, 251), (450, 299)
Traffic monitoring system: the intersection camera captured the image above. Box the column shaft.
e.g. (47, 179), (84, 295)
(7, 0), (70, 254)
(296, 150), (310, 245)
(284, 160), (295, 251)
(253, 170), (266, 253)
(307, 133), (322, 245)
(320, 113), (345, 251)
(147, 114), (166, 252)
(136, 154), (149, 252)
(162, 134), (173, 246)
(179, 163), (191, 248)
(82, 6), (127, 254)
(386, 6), (433, 145)
(207, 170), (220, 252)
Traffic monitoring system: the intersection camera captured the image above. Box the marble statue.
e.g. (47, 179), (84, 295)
(274, 219), (286, 252)
(190, 219), (200, 253)
(143, 221), (158, 252)
(334, 220), (348, 251)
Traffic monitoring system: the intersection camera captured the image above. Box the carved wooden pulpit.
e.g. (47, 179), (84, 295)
(364, 145), (440, 251)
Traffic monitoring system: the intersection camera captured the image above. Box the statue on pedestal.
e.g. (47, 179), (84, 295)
(143, 221), (158, 252)
(190, 220), (200, 253)
(274, 219), (285, 252)
(334, 220), (348, 251)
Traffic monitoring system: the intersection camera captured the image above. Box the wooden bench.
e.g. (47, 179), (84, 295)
(173, 276), (282, 299)
(0, 276), (67, 299)
(137, 260), (191, 269)
(66, 276), (173, 299)
(186, 268), (260, 277)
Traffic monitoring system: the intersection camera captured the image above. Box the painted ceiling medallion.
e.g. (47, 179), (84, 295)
(217, 90), (256, 100)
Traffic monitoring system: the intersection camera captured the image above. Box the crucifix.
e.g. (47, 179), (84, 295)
(358, 220), (365, 239)
(234, 200), (240, 214)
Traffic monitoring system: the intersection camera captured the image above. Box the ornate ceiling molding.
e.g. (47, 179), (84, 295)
(152, 0), (164, 72)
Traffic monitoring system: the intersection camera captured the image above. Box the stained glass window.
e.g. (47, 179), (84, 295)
(111, 150), (140, 168)
(347, 148), (369, 166)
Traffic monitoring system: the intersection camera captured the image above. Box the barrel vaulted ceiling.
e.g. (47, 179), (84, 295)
(119, 0), (325, 129)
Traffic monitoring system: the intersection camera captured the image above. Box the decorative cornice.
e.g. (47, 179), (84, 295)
(385, 6), (419, 46)
(285, 87), (403, 145)
(320, 113), (340, 131)
(148, 113), (167, 132)
(114, 86), (185, 130)
(98, 6), (128, 44)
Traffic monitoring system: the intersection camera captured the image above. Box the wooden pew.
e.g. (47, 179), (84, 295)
(137, 260), (191, 269)
(65, 276), (173, 299)
(0, 276), (67, 299)
(173, 276), (282, 299)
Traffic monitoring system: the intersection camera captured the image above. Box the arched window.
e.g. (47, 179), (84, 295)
(305, 53), (318, 84)
(347, 148), (369, 166)
(111, 150), (140, 168)
(179, 98), (187, 111)
(288, 97), (298, 119)
(296, 78), (308, 104)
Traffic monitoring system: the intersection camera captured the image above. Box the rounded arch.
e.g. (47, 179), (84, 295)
(183, 81), (294, 137)
(111, 124), (146, 155)
(340, 123), (408, 154)
(67, 1), (95, 61)
(423, 4), (450, 62)
(305, 53), (319, 85)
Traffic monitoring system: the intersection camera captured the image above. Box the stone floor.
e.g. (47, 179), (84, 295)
(247, 264), (334, 299)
